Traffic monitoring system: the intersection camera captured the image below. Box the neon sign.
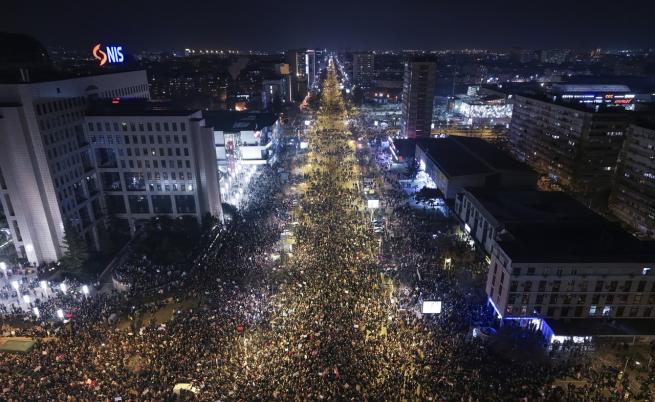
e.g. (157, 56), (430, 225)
(92, 43), (124, 66)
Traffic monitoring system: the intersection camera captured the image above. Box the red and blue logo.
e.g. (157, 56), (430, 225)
(92, 43), (124, 66)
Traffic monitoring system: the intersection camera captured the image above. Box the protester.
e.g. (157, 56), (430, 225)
(0, 61), (648, 402)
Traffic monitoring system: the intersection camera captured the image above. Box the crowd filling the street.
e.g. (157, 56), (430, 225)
(2, 60), (655, 401)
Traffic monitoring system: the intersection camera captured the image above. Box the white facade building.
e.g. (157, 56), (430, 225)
(85, 106), (222, 233)
(486, 221), (655, 343)
(203, 111), (280, 207)
(0, 70), (149, 264)
(454, 188), (655, 336)
(205, 111), (279, 165)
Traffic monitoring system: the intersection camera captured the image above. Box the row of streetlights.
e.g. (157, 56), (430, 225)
(11, 281), (89, 298)
(1, 260), (90, 320)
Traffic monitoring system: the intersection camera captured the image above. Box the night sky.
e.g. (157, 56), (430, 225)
(3, 0), (655, 51)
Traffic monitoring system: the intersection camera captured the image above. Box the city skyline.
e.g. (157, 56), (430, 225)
(4, 0), (655, 51)
(2, 3), (655, 398)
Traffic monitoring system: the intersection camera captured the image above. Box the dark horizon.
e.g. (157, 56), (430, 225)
(3, 0), (655, 52)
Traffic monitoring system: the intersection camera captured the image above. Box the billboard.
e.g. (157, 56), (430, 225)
(367, 199), (380, 209)
(422, 301), (442, 314)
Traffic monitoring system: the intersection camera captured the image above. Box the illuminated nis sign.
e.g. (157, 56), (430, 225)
(92, 43), (124, 66)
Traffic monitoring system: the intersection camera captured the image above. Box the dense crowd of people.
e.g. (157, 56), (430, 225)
(0, 61), (652, 401)
(112, 258), (184, 294)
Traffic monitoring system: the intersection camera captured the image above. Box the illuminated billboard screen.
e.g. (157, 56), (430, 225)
(422, 301), (442, 314)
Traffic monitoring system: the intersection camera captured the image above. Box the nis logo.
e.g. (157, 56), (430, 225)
(92, 43), (124, 66)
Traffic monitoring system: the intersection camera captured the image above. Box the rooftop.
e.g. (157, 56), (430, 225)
(86, 100), (197, 117)
(514, 93), (632, 114)
(418, 136), (533, 178)
(465, 188), (598, 225)
(455, 94), (506, 105)
(551, 84), (632, 93)
(497, 220), (655, 263)
(633, 118), (655, 131)
(390, 138), (432, 159)
(203, 110), (278, 132)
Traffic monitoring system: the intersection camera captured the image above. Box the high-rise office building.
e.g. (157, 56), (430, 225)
(286, 49), (308, 101)
(509, 94), (632, 194)
(306, 49), (317, 90)
(352, 52), (374, 86)
(401, 58), (437, 138)
(610, 123), (655, 236)
(0, 70), (150, 264)
(85, 104), (222, 235)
